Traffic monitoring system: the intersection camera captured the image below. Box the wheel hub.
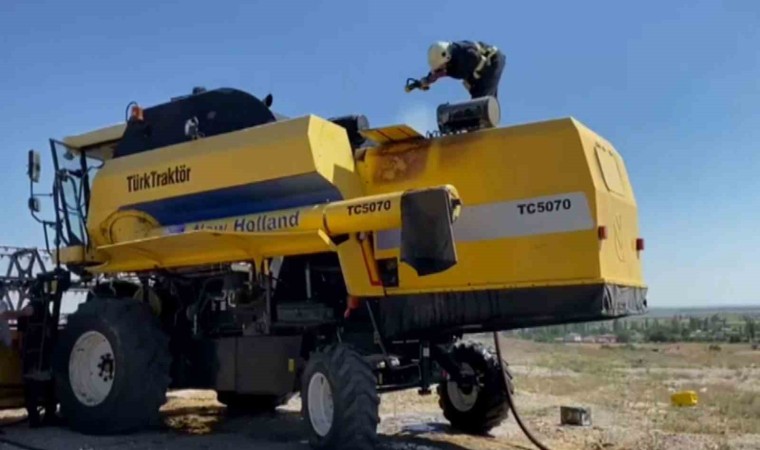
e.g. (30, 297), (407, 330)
(307, 372), (334, 437)
(447, 363), (480, 412)
(69, 331), (115, 407)
(97, 353), (115, 381)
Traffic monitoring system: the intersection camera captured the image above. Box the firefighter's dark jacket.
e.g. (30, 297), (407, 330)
(429, 40), (495, 84)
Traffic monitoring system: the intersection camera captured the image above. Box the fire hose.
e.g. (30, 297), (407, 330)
(493, 331), (553, 450)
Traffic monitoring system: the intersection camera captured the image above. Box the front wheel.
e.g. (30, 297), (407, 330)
(301, 344), (380, 450)
(437, 341), (512, 435)
(53, 298), (171, 435)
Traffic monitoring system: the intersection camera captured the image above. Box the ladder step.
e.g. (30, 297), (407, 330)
(23, 371), (52, 382)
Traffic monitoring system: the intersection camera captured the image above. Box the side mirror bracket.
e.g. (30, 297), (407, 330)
(28, 197), (40, 213)
(28, 150), (41, 183)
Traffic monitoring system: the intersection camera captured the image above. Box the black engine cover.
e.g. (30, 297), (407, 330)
(115, 87), (277, 158)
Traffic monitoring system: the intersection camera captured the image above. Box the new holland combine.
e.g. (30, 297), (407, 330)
(1, 86), (646, 449)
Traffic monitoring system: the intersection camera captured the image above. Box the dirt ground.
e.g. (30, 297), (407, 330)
(2, 337), (759, 450)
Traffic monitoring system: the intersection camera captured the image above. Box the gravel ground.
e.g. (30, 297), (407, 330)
(2, 339), (759, 450)
(0, 390), (517, 450)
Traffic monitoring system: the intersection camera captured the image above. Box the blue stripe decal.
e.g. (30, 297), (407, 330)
(120, 172), (344, 225)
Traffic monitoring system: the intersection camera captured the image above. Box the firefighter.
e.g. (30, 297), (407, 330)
(406, 40), (506, 99)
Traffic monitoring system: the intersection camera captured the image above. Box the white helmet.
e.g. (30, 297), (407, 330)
(428, 41), (451, 70)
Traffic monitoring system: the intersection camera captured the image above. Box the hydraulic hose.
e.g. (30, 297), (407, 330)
(493, 332), (553, 450)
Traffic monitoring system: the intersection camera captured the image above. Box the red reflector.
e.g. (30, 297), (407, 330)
(597, 226), (607, 240)
(130, 105), (144, 121)
(636, 238), (645, 251)
(344, 295), (362, 319)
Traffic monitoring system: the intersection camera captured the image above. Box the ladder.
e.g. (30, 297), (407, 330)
(19, 268), (70, 419)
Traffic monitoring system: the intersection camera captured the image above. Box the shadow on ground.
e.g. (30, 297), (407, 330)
(382, 421), (535, 450)
(164, 406), (479, 449)
(0, 403), (501, 449)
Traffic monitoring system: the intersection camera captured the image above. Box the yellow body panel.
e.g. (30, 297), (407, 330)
(360, 124), (424, 144)
(336, 235), (386, 296)
(59, 110), (643, 299)
(355, 117), (643, 294)
(64, 123), (126, 149)
(87, 115), (363, 248)
(53, 244), (100, 266)
(63, 123), (126, 161)
(80, 186), (460, 290)
(93, 229), (335, 273)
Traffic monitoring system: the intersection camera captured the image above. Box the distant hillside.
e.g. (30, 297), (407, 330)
(643, 306), (760, 318)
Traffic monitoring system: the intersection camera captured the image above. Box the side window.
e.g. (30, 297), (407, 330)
(50, 140), (101, 246)
(594, 143), (626, 196)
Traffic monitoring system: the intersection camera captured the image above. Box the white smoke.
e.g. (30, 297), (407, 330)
(396, 103), (437, 134)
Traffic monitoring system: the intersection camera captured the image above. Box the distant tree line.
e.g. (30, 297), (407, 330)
(512, 313), (759, 344)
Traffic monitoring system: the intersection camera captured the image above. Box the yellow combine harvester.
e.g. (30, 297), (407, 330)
(5, 87), (646, 449)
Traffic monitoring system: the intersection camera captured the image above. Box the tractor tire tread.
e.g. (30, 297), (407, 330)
(302, 344), (379, 450)
(437, 340), (512, 435)
(53, 297), (171, 435)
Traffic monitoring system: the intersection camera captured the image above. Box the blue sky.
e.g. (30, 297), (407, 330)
(1, 0), (759, 307)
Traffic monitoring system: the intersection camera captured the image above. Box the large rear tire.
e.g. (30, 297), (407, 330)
(437, 341), (512, 435)
(53, 297), (171, 435)
(301, 344), (380, 450)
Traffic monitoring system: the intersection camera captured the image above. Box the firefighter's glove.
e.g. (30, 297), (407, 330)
(405, 78), (430, 92)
